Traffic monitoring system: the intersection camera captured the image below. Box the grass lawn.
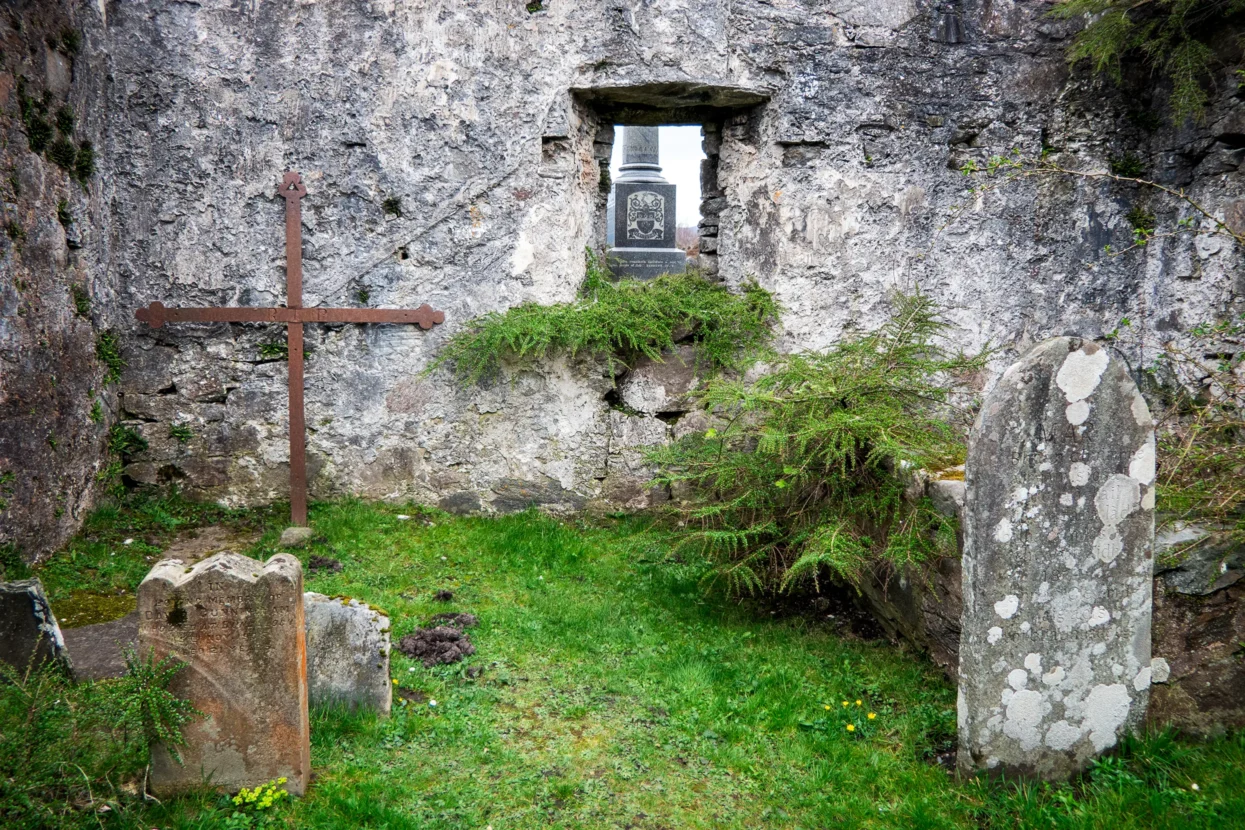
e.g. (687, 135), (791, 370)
(16, 497), (1245, 829)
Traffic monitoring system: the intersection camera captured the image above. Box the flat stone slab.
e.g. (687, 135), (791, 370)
(305, 593), (392, 714)
(0, 578), (70, 673)
(62, 612), (138, 681)
(959, 337), (1155, 780)
(139, 552), (310, 796)
(160, 526), (261, 563)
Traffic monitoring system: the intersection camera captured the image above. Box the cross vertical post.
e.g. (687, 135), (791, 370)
(135, 172), (445, 529)
(280, 173), (309, 525)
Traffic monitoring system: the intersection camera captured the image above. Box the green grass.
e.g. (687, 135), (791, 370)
(21, 498), (1245, 828)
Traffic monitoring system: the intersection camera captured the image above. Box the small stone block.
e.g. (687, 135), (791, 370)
(279, 526), (315, 548)
(0, 578), (71, 673)
(139, 552), (310, 796)
(304, 592), (392, 714)
(959, 337), (1155, 781)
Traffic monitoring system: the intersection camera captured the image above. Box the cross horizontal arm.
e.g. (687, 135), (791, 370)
(136, 301), (446, 330)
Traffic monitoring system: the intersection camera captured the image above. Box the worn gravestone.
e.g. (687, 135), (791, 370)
(959, 337), (1156, 780)
(607, 126), (687, 279)
(139, 552), (310, 795)
(304, 593), (392, 714)
(0, 578), (71, 672)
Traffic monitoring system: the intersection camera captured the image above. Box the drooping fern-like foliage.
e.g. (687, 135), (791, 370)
(1051, 0), (1245, 124)
(431, 250), (779, 384)
(647, 291), (986, 595)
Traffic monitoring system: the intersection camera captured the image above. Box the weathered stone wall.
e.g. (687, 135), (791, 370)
(0, 1), (113, 562)
(3, 1), (1243, 558)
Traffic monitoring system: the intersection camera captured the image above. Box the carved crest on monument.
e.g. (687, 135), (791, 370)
(627, 191), (665, 241)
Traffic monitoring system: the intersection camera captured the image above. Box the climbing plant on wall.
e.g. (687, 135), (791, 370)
(1052, 0), (1245, 123)
(431, 250), (778, 384)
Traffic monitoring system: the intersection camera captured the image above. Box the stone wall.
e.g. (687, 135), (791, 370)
(2, 0), (1243, 560)
(0, 1), (113, 562)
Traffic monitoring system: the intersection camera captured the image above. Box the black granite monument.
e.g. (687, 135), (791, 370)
(608, 126), (687, 280)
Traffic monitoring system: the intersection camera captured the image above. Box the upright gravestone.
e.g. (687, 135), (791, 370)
(304, 592), (392, 714)
(0, 578), (71, 672)
(959, 337), (1156, 780)
(139, 552), (310, 795)
(607, 126), (687, 279)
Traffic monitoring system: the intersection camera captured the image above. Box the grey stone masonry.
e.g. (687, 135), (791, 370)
(139, 552), (311, 796)
(959, 337), (1156, 780)
(304, 592), (392, 714)
(0, 579), (70, 673)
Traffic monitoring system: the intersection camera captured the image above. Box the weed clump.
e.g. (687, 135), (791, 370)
(433, 250), (778, 384)
(1109, 152), (1147, 178)
(95, 330), (124, 384)
(74, 141), (95, 183)
(649, 291), (985, 594)
(1050, 0), (1245, 124)
(0, 651), (197, 826)
(108, 422), (148, 457)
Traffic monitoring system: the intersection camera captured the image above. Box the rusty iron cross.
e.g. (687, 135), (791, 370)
(136, 172), (445, 526)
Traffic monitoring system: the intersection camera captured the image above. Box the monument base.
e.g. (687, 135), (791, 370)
(607, 247), (688, 281)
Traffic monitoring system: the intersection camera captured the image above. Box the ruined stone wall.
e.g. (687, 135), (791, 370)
(0, 1), (113, 562)
(4, 1), (1244, 557)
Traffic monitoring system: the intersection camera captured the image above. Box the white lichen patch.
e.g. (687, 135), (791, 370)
(1042, 666), (1066, 686)
(1141, 488), (1155, 510)
(1060, 493), (1074, 506)
(1087, 606), (1110, 627)
(1132, 667), (1151, 691)
(1044, 719), (1083, 751)
(1002, 689), (1046, 751)
(1083, 684), (1131, 752)
(1008, 668), (1029, 690)
(994, 594), (1020, 619)
(1069, 462), (1091, 487)
(1055, 348), (1110, 402)
(1065, 400), (1090, 425)
(1131, 390), (1152, 427)
(1128, 439), (1155, 485)
(1095, 474), (1140, 525)
(987, 626), (1003, 645)
(994, 518), (1014, 543)
(1024, 653), (1043, 673)
(1151, 657), (1171, 684)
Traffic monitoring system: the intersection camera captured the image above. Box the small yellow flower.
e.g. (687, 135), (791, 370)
(842, 701), (849, 707)
(868, 712), (877, 720)
(823, 704), (830, 710)
(846, 724), (855, 732)
(393, 679), (399, 685)
(855, 700), (862, 706)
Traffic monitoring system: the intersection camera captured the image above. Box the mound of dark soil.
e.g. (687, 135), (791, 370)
(308, 555), (343, 574)
(434, 589), (454, 601)
(428, 612), (478, 629)
(398, 625), (475, 667)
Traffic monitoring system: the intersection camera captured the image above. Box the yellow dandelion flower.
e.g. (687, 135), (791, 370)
(842, 701), (849, 707)
(868, 712), (877, 720)
(392, 679), (399, 685)
(855, 699), (862, 706)
(846, 724), (855, 732)
(824, 704), (831, 710)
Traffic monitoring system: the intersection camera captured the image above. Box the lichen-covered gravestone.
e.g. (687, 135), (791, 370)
(139, 552), (310, 795)
(959, 337), (1156, 780)
(0, 578), (70, 672)
(304, 592), (391, 714)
